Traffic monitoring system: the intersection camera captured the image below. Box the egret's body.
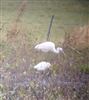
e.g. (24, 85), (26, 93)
(34, 61), (51, 71)
(35, 41), (63, 54)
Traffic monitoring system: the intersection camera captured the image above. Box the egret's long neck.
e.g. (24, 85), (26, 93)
(53, 47), (59, 54)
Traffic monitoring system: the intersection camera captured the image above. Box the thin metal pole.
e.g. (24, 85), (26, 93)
(47, 15), (54, 41)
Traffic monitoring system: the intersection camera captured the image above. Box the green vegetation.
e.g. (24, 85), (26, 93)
(0, 0), (89, 100)
(80, 64), (89, 74)
(0, 0), (89, 42)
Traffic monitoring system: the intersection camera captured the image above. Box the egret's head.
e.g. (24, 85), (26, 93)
(47, 62), (51, 67)
(57, 47), (63, 52)
(57, 47), (66, 56)
(35, 45), (38, 49)
(57, 47), (63, 51)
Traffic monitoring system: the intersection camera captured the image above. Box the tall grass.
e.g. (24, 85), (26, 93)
(0, 0), (89, 99)
(60, 25), (89, 100)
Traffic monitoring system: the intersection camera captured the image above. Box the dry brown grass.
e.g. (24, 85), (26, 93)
(59, 25), (89, 100)
(64, 25), (89, 50)
(7, 0), (27, 41)
(1, 0), (89, 99)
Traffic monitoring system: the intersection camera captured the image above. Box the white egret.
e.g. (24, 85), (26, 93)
(34, 61), (51, 71)
(35, 41), (63, 54)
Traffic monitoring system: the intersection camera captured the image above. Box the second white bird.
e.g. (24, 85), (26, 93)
(34, 61), (51, 71)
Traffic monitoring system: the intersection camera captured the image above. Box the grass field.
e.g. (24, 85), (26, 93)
(0, 0), (89, 42)
(0, 0), (89, 100)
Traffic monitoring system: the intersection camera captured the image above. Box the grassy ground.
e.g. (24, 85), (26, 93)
(0, 0), (89, 100)
(0, 0), (89, 41)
